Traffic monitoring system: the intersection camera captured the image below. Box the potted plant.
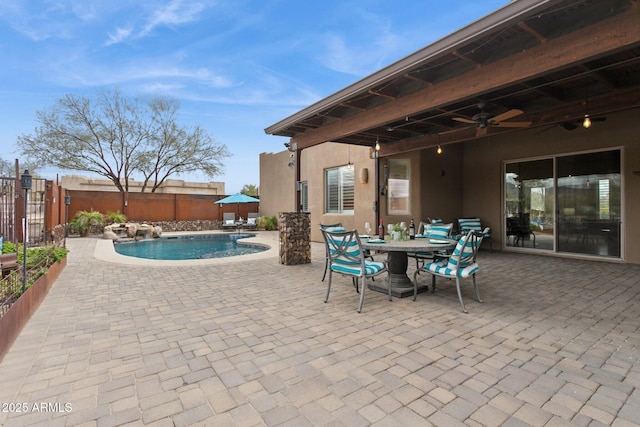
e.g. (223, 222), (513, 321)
(391, 223), (405, 241)
(70, 210), (105, 237)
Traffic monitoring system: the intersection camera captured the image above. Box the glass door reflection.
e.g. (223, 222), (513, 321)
(505, 159), (554, 250)
(556, 151), (621, 257)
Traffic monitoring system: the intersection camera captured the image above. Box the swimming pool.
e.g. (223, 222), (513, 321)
(113, 234), (267, 260)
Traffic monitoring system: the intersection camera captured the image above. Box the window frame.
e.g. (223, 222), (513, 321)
(324, 165), (355, 214)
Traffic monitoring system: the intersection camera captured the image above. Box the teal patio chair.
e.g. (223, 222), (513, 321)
(458, 218), (492, 252)
(319, 223), (346, 281)
(408, 221), (453, 269)
(413, 228), (488, 313)
(321, 228), (390, 313)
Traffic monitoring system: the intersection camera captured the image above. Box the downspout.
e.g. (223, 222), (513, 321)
(296, 148), (301, 212)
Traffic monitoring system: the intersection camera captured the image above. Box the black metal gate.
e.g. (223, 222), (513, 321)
(0, 176), (46, 246)
(0, 177), (16, 243)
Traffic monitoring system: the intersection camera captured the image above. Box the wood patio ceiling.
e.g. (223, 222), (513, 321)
(267, 0), (640, 157)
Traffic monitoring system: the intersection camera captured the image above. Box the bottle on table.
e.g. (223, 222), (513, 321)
(409, 218), (416, 240)
(378, 219), (385, 240)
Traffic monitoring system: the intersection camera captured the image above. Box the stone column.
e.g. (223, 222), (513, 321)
(279, 212), (311, 265)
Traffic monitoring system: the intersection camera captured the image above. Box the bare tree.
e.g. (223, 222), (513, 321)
(138, 97), (230, 192)
(0, 157), (39, 178)
(17, 89), (229, 193)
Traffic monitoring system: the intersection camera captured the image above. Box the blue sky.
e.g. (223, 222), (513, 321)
(0, 0), (507, 193)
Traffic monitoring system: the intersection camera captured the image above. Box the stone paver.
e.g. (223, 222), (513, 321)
(0, 232), (639, 426)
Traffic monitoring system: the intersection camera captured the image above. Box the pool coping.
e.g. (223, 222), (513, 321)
(93, 230), (280, 266)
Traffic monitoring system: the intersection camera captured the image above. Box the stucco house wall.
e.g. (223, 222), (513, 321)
(261, 109), (640, 263)
(259, 151), (296, 218)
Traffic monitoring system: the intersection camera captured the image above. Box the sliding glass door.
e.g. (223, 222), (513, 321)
(505, 159), (554, 251)
(504, 149), (621, 258)
(557, 150), (621, 257)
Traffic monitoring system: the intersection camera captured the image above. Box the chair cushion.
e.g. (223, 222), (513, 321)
(430, 218), (443, 224)
(328, 235), (361, 265)
(225, 219), (235, 225)
(247, 218), (256, 225)
(424, 258), (479, 278)
(424, 223), (453, 238)
(446, 236), (481, 270)
(331, 260), (385, 276)
(324, 225), (346, 232)
(458, 218), (482, 233)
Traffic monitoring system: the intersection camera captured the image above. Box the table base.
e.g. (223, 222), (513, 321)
(368, 250), (427, 298)
(368, 277), (427, 298)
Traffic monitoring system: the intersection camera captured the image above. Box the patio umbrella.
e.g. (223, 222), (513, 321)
(215, 193), (260, 216)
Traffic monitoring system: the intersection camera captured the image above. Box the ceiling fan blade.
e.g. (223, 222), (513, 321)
(452, 117), (477, 124)
(494, 121), (531, 128)
(491, 109), (523, 123)
(562, 121), (578, 130)
(476, 126), (488, 137)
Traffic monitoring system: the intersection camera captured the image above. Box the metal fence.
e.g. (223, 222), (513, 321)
(0, 176), (46, 246)
(0, 248), (59, 318)
(0, 177), (16, 243)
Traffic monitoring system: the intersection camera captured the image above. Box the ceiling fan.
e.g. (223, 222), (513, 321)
(452, 102), (531, 137)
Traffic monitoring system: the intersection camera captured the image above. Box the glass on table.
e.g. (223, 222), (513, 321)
(364, 222), (371, 236)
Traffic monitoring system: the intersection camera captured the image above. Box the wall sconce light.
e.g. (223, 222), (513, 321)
(360, 168), (369, 184)
(436, 145), (443, 155)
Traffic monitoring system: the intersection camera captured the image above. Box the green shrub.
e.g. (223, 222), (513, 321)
(70, 210), (105, 236)
(106, 210), (127, 224)
(6, 244), (69, 297)
(258, 215), (278, 231)
(2, 240), (17, 254)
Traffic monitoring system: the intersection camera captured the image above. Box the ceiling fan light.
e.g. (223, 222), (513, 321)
(583, 114), (592, 129)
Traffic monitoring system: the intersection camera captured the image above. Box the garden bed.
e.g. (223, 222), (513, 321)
(0, 256), (66, 362)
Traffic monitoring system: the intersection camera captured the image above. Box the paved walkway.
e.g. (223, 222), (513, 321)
(1, 233), (639, 426)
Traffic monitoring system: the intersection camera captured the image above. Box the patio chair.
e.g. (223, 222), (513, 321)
(408, 221), (453, 269)
(222, 212), (237, 231)
(413, 228), (488, 313)
(321, 228), (390, 313)
(319, 223), (346, 281)
(506, 213), (536, 247)
(244, 212), (259, 231)
(458, 218), (492, 252)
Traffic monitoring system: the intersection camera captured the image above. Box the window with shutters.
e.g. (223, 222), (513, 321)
(325, 166), (354, 214)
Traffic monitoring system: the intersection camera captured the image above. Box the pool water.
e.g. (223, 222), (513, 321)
(113, 234), (267, 260)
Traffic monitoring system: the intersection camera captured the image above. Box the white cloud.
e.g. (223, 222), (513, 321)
(140, 0), (207, 36)
(105, 27), (133, 46)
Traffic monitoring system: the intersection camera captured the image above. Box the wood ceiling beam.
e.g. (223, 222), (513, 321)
(368, 89), (395, 100)
(340, 102), (366, 111)
(517, 21), (546, 43)
(403, 73), (432, 85)
(453, 50), (481, 67)
(291, 5), (640, 150)
(378, 87), (640, 157)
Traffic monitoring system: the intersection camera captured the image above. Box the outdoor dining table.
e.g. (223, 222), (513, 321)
(361, 236), (457, 298)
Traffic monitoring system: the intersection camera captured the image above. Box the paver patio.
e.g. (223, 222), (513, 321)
(0, 232), (639, 426)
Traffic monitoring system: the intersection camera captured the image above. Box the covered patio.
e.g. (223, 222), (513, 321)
(0, 236), (638, 425)
(264, 0), (640, 263)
